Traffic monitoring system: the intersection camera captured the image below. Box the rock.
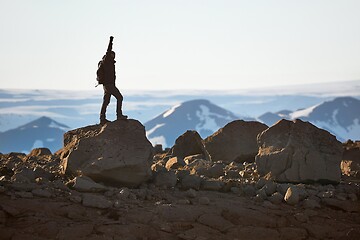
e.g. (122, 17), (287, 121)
(14, 191), (33, 198)
(153, 171), (177, 188)
(302, 198), (321, 209)
(31, 188), (52, 198)
(59, 119), (153, 187)
(341, 141), (360, 178)
(57, 223), (94, 240)
(204, 120), (268, 163)
(227, 226), (280, 240)
(242, 184), (257, 197)
(198, 196), (210, 205)
(68, 176), (107, 192)
(256, 119), (343, 183)
(170, 130), (211, 161)
(197, 213), (234, 232)
(175, 169), (190, 180)
(284, 186), (300, 205)
(185, 188), (198, 198)
(82, 193), (112, 209)
(180, 175), (202, 190)
(201, 180), (224, 191)
(10, 182), (37, 192)
(279, 227), (308, 240)
(116, 188), (131, 199)
(321, 198), (359, 212)
(11, 168), (35, 182)
(200, 163), (225, 178)
(165, 157), (185, 170)
(262, 181), (277, 196)
(27, 148), (52, 157)
(225, 170), (240, 179)
(184, 154), (204, 165)
(69, 195), (82, 203)
(269, 192), (284, 204)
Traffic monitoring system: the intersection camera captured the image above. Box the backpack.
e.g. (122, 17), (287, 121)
(96, 60), (105, 86)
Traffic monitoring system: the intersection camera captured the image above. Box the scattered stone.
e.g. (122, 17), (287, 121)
(262, 181), (277, 196)
(32, 188), (52, 198)
(176, 199), (190, 205)
(225, 170), (240, 179)
(302, 198), (321, 209)
(322, 198), (359, 212)
(227, 226), (280, 240)
(197, 213), (234, 232)
(198, 196), (210, 205)
(116, 188), (131, 200)
(348, 193), (358, 201)
(242, 184), (256, 197)
(294, 212), (309, 223)
(284, 186), (300, 205)
(230, 187), (240, 194)
(14, 191), (33, 198)
(69, 195), (82, 203)
(185, 188), (197, 198)
(184, 154), (205, 165)
(269, 192), (284, 204)
(201, 180), (224, 191)
(317, 190), (334, 199)
(154, 171), (177, 188)
(279, 227), (308, 240)
(180, 175), (202, 190)
(68, 176), (107, 192)
(82, 193), (112, 209)
(165, 157), (185, 170)
(200, 163), (225, 178)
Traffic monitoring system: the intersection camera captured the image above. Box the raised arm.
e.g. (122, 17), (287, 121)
(107, 36), (114, 53)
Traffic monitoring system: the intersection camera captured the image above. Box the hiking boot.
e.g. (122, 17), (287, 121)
(100, 118), (111, 125)
(117, 115), (128, 120)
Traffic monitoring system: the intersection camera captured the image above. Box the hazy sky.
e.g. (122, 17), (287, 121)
(0, 0), (359, 91)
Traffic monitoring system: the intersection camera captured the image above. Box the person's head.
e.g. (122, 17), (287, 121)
(110, 51), (115, 59)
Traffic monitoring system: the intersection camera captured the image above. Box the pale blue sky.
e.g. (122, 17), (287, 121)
(0, 0), (359, 90)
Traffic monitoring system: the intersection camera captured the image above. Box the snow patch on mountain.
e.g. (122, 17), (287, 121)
(163, 104), (181, 118)
(290, 104), (319, 119)
(146, 123), (165, 136)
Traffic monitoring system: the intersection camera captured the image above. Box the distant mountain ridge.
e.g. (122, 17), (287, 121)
(258, 97), (360, 141)
(144, 99), (251, 148)
(0, 116), (69, 154)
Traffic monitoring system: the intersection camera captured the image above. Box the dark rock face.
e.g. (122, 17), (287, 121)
(59, 119), (153, 187)
(204, 120), (268, 163)
(255, 119), (343, 183)
(170, 130), (211, 161)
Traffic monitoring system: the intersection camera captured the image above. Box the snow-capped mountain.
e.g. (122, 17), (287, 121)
(0, 116), (70, 154)
(144, 99), (251, 148)
(258, 97), (360, 141)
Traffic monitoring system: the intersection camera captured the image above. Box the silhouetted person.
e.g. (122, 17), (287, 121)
(97, 36), (127, 124)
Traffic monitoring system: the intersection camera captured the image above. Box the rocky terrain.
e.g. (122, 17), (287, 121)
(0, 119), (359, 240)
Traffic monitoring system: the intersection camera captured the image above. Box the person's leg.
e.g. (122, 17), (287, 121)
(100, 85), (111, 123)
(107, 84), (126, 119)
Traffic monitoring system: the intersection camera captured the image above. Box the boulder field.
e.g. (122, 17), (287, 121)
(0, 119), (359, 239)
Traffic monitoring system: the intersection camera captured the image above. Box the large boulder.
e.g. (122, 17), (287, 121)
(59, 119), (153, 187)
(255, 119), (343, 183)
(170, 130), (211, 161)
(204, 120), (268, 163)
